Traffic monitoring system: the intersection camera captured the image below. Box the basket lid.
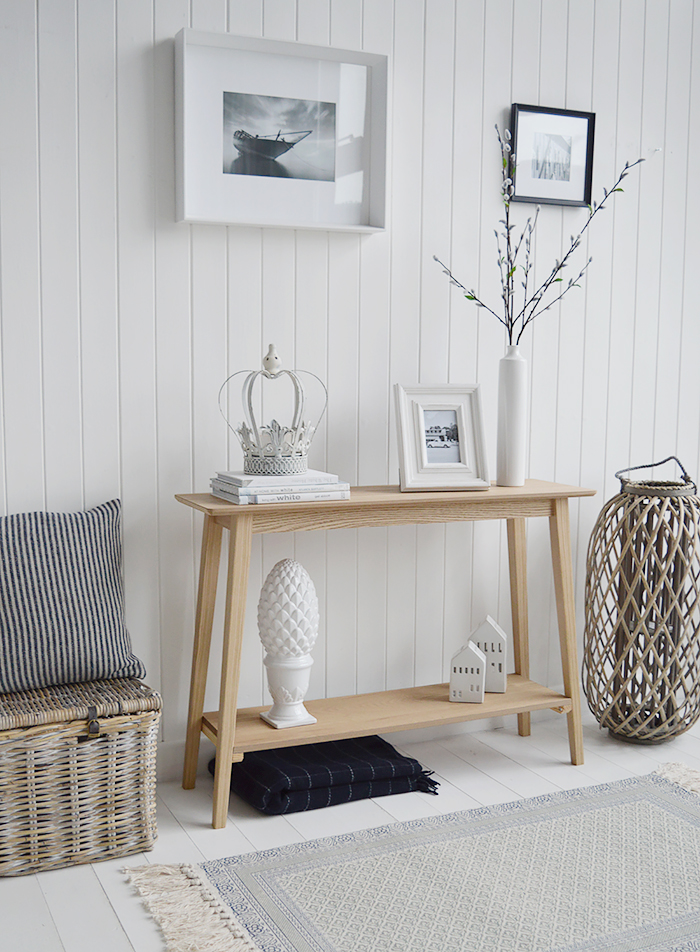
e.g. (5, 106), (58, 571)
(0, 678), (162, 731)
(615, 457), (697, 497)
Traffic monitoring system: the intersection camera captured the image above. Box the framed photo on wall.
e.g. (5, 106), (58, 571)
(510, 103), (595, 207)
(394, 385), (490, 492)
(174, 29), (387, 231)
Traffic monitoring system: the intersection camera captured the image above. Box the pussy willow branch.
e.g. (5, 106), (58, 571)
(435, 129), (643, 345)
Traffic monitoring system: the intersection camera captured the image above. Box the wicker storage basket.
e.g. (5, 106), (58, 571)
(583, 458), (700, 743)
(0, 678), (161, 876)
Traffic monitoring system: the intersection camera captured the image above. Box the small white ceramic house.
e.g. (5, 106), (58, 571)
(449, 641), (486, 703)
(471, 615), (507, 693)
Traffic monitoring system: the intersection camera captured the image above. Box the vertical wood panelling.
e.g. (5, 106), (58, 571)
(604, 0), (645, 500)
(188, 1), (233, 717)
(256, 0), (299, 709)
(154, 0), (194, 742)
(469, 0), (511, 675)
(441, 0), (485, 677)
(356, 0), (393, 693)
(532, 0), (581, 687)
(526, 0), (568, 688)
(0, 0), (698, 773)
(37, 1), (83, 513)
(330, 0), (361, 46)
(0, 3), (43, 514)
(227, 0), (265, 711)
(557, 1), (594, 490)
(385, 0), (424, 691)
(297, 0), (329, 45)
(414, 1), (456, 686)
(227, 0), (263, 37)
(653, 1), (692, 461)
(291, 4), (330, 706)
(628, 2), (666, 470)
(574, 0), (621, 642)
(677, 5), (700, 480)
(76, 0), (121, 510)
(558, 0), (595, 669)
(262, 0), (296, 40)
(115, 0), (160, 681)
(294, 227), (329, 702)
(500, 0), (541, 672)
(325, 234), (360, 698)
(226, 228), (266, 711)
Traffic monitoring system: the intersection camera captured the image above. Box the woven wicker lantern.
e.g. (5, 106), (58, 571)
(583, 458), (700, 744)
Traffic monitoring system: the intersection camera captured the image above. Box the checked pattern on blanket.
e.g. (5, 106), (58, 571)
(209, 735), (439, 814)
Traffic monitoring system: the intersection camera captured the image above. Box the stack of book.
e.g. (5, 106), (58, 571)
(210, 469), (351, 505)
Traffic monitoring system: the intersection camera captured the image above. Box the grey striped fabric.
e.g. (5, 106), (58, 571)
(0, 499), (146, 694)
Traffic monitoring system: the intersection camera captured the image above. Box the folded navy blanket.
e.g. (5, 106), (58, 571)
(208, 735), (439, 815)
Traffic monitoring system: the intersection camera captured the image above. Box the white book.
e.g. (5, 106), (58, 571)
(211, 477), (350, 497)
(210, 489), (250, 505)
(216, 469), (340, 488)
(211, 488), (351, 505)
(250, 490), (351, 504)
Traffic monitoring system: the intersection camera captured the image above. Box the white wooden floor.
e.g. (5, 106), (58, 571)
(3, 708), (700, 952)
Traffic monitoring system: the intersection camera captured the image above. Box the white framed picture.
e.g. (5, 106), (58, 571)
(394, 385), (490, 492)
(174, 29), (387, 231)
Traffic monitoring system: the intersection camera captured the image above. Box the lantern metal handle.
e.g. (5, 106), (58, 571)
(614, 456), (696, 493)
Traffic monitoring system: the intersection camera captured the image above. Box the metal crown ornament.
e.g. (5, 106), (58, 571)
(218, 345), (327, 476)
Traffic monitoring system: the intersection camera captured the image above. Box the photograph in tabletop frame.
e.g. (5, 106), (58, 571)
(394, 384), (490, 492)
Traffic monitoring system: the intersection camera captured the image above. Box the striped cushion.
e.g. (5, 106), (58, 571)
(0, 499), (146, 694)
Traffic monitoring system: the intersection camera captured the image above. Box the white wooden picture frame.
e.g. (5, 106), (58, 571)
(394, 385), (490, 491)
(174, 29), (387, 231)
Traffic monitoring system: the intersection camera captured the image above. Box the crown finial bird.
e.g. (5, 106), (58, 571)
(263, 344), (282, 375)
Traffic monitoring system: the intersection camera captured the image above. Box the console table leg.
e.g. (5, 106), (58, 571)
(212, 513), (254, 829)
(183, 514), (223, 790)
(507, 518), (531, 737)
(549, 497), (584, 765)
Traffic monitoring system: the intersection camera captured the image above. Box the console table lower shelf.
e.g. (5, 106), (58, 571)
(201, 674), (572, 761)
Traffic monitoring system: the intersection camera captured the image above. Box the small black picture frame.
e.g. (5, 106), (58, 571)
(510, 103), (595, 207)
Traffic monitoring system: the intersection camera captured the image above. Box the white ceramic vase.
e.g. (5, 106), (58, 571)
(496, 344), (527, 487)
(257, 558), (319, 728)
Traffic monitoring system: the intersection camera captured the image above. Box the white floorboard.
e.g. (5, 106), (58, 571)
(2, 714), (699, 952)
(0, 872), (65, 952)
(36, 863), (134, 952)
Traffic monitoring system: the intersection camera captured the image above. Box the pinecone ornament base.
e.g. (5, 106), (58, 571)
(261, 654), (317, 728)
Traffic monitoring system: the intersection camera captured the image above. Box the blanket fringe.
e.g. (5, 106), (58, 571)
(417, 769), (440, 794)
(655, 762), (700, 795)
(124, 863), (260, 952)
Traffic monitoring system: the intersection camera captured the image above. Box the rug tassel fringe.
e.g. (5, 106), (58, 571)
(655, 762), (700, 794)
(125, 863), (260, 952)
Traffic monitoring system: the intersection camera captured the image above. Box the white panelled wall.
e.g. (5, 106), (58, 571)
(1, 0), (698, 779)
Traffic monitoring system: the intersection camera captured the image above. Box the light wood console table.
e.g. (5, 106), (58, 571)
(177, 480), (595, 828)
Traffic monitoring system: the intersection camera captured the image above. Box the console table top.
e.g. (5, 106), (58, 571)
(176, 480), (596, 520)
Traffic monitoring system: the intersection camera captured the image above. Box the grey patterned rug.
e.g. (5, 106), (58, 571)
(127, 764), (700, 952)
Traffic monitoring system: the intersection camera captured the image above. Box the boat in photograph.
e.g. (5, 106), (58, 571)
(232, 129), (312, 161)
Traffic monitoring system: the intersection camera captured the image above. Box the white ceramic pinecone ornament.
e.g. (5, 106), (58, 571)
(257, 559), (319, 728)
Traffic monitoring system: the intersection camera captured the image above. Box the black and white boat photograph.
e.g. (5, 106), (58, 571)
(223, 91), (336, 181)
